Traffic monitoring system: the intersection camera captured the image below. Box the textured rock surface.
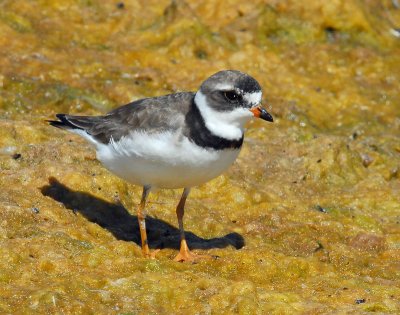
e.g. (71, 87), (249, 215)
(0, 0), (399, 313)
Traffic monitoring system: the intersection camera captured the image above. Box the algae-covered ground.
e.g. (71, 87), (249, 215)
(0, 0), (400, 314)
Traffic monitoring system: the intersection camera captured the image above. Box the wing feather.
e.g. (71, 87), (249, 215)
(49, 92), (195, 144)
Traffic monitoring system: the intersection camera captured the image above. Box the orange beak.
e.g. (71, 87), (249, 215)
(250, 106), (273, 122)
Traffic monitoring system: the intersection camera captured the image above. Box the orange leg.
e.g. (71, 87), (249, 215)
(137, 186), (154, 258)
(173, 188), (212, 262)
(174, 188), (194, 262)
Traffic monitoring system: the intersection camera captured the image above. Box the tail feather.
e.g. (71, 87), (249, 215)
(48, 113), (106, 146)
(47, 114), (100, 131)
(47, 114), (80, 130)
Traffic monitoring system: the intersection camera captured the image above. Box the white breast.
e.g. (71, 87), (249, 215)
(95, 131), (240, 189)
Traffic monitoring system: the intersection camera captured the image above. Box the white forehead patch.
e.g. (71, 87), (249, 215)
(244, 91), (262, 106)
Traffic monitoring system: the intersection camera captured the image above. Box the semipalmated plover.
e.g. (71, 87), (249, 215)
(49, 70), (273, 262)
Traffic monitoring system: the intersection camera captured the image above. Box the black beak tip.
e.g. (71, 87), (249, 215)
(260, 108), (274, 122)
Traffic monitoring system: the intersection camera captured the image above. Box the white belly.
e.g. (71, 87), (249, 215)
(95, 131), (240, 189)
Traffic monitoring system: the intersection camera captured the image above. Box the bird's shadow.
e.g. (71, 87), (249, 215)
(40, 177), (245, 251)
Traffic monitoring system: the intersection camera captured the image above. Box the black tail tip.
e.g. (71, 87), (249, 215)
(47, 114), (70, 129)
(47, 120), (65, 129)
(55, 113), (67, 120)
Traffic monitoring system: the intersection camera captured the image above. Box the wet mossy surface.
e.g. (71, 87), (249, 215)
(0, 0), (399, 314)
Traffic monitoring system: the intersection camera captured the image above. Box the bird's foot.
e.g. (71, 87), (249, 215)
(143, 249), (160, 259)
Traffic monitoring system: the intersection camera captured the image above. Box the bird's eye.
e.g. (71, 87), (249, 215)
(224, 91), (241, 102)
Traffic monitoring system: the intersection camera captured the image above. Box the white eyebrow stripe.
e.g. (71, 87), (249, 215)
(214, 83), (235, 91)
(244, 91), (262, 105)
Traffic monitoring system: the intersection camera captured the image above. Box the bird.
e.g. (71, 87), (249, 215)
(48, 70), (273, 262)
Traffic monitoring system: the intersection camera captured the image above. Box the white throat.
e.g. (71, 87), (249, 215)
(194, 91), (254, 140)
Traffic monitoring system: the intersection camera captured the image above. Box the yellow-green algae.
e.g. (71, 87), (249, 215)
(0, 0), (399, 313)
